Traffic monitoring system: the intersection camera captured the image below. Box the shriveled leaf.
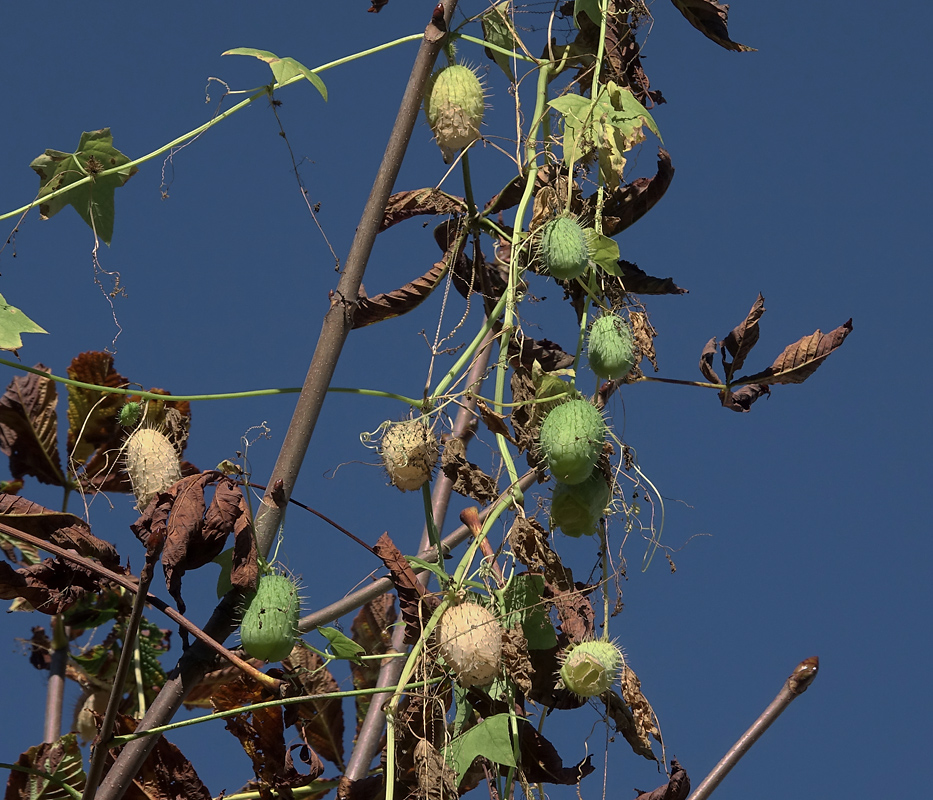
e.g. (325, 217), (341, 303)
(614, 260), (686, 295)
(601, 1), (664, 106)
(0, 294), (47, 352)
(545, 581), (595, 644)
(283, 649), (346, 770)
(0, 495), (119, 569)
(699, 336), (722, 384)
(4, 733), (86, 800)
(500, 624), (533, 694)
(29, 129), (137, 245)
(440, 437), (499, 505)
(222, 48), (327, 100)
(670, 0), (755, 52)
(0, 366), (65, 486)
(602, 665), (661, 761)
(735, 319), (854, 387)
(0, 556), (102, 614)
(380, 188), (467, 232)
(373, 532), (437, 644)
(107, 715), (211, 800)
(481, 2), (517, 81)
(515, 719), (594, 785)
(634, 758), (690, 800)
(66, 351), (129, 467)
(591, 148), (675, 237)
(445, 714), (516, 785)
(720, 382), (770, 413)
(721, 293), (764, 381)
(349, 594), (396, 730)
(414, 740), (459, 800)
(352, 259), (449, 329)
(475, 400), (515, 443)
(509, 517), (573, 593)
(630, 310), (658, 373)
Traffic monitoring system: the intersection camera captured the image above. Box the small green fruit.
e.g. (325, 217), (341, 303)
(588, 314), (636, 380)
(240, 573), (301, 663)
(125, 428), (182, 510)
(539, 400), (606, 485)
(538, 216), (591, 281)
(424, 64), (485, 163)
(559, 640), (624, 697)
(380, 419), (439, 492)
(551, 468), (611, 537)
(118, 401), (142, 427)
(437, 601), (502, 687)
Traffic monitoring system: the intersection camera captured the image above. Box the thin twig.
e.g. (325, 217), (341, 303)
(687, 656), (820, 800)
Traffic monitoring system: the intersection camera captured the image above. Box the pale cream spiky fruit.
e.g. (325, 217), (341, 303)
(559, 640), (624, 698)
(423, 64), (485, 163)
(380, 419), (439, 492)
(125, 428), (182, 510)
(437, 601), (502, 687)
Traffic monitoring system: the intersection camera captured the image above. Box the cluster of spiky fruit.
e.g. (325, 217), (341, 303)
(240, 571), (302, 663)
(436, 600), (502, 687)
(588, 313), (637, 380)
(423, 64), (485, 163)
(551, 467), (611, 537)
(380, 419), (439, 492)
(559, 640), (624, 698)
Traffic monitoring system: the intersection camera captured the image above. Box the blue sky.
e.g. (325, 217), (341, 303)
(1, 2), (930, 799)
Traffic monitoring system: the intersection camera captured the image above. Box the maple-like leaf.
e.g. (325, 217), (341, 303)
(0, 294), (47, 352)
(222, 48), (327, 100)
(30, 129), (137, 245)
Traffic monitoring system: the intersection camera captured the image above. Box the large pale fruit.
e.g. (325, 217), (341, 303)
(424, 64), (484, 163)
(538, 216), (591, 280)
(559, 640), (623, 697)
(437, 602), (502, 687)
(125, 428), (182, 510)
(380, 420), (439, 492)
(551, 468), (611, 537)
(538, 400), (606, 485)
(240, 573), (301, 662)
(588, 314), (636, 380)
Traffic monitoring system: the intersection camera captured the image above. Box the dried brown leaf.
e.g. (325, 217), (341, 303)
(616, 260), (686, 295)
(0, 366), (65, 487)
(107, 715), (211, 800)
(720, 383), (770, 413)
(699, 337), (722, 384)
(440, 437), (499, 505)
(670, 0), (755, 52)
(0, 556), (104, 614)
(515, 719), (594, 785)
(736, 319), (854, 387)
(508, 517), (572, 592)
(4, 733), (87, 800)
(588, 149), (674, 237)
(501, 624), (533, 695)
(352, 259), (450, 329)
(283, 649), (346, 770)
(634, 758), (690, 800)
(379, 188), (466, 232)
(373, 532), (436, 645)
(475, 399), (515, 443)
(722, 293), (764, 381)
(65, 351), (129, 467)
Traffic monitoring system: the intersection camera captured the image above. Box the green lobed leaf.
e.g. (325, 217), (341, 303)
(222, 48), (327, 101)
(319, 626), (365, 662)
(499, 574), (557, 649)
(29, 129), (137, 245)
(587, 230), (621, 274)
(444, 713), (516, 784)
(0, 294), (47, 352)
(481, 1), (516, 81)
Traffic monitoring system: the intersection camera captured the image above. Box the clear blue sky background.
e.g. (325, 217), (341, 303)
(1, 2), (930, 799)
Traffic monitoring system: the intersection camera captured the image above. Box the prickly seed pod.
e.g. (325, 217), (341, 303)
(588, 314), (637, 380)
(380, 419), (439, 492)
(423, 64), (485, 163)
(240, 572), (301, 662)
(559, 640), (624, 698)
(125, 427), (182, 510)
(538, 215), (592, 281)
(538, 399), (606, 485)
(551, 468), (612, 537)
(118, 401), (142, 427)
(436, 601), (502, 687)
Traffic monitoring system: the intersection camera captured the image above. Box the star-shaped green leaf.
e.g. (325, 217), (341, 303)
(29, 129), (137, 245)
(0, 293), (47, 352)
(222, 48), (328, 101)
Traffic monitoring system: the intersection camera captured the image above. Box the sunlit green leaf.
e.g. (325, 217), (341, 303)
(222, 48), (328, 101)
(481, 2), (516, 81)
(319, 626), (365, 662)
(445, 713), (516, 784)
(29, 129), (137, 245)
(588, 231), (621, 275)
(0, 294), (46, 352)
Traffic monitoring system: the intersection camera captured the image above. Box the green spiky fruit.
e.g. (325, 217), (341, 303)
(125, 428), (182, 510)
(538, 215), (591, 281)
(424, 64), (485, 163)
(118, 401), (142, 427)
(539, 400), (606, 485)
(437, 601), (502, 687)
(380, 419), (439, 492)
(240, 573), (301, 662)
(588, 314), (636, 380)
(559, 640), (623, 697)
(551, 468), (611, 537)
